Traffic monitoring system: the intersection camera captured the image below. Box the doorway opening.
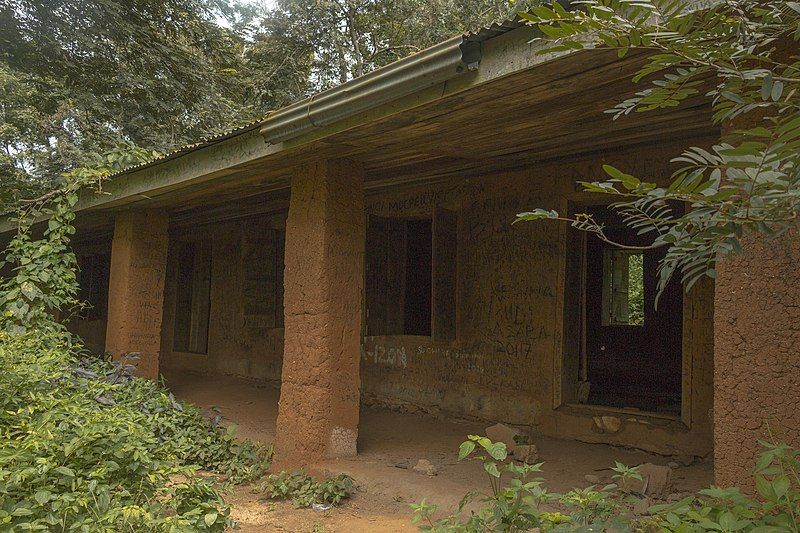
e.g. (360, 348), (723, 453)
(564, 204), (684, 415)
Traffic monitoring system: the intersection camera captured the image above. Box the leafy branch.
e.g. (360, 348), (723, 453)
(517, 0), (800, 293)
(0, 144), (160, 333)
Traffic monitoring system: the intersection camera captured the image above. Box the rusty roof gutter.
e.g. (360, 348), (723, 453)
(259, 35), (483, 143)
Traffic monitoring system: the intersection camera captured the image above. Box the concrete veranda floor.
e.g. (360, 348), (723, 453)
(166, 373), (713, 532)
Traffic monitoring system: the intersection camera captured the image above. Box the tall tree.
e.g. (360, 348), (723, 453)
(0, 0), (532, 202)
(258, 0), (529, 92)
(0, 0), (263, 185)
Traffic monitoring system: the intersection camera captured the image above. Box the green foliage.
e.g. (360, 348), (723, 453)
(647, 440), (800, 532)
(263, 0), (532, 91)
(411, 435), (640, 532)
(0, 0), (263, 188)
(0, 152), (271, 529)
(0, 328), (271, 531)
(628, 252), (644, 325)
(412, 435), (800, 532)
(256, 471), (355, 508)
(0, 193), (79, 332)
(0, 146), (157, 332)
(517, 0), (800, 294)
(1, 0), (540, 194)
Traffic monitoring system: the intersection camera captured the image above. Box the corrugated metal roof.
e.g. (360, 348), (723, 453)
(464, 16), (525, 43)
(100, 118), (266, 180)
(102, 16), (526, 182)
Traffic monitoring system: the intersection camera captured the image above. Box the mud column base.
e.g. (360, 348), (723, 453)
(275, 159), (364, 465)
(713, 230), (800, 488)
(105, 210), (169, 380)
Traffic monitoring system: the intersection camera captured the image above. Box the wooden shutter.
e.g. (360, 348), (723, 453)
(173, 243), (193, 352)
(432, 207), (458, 341)
(385, 219), (407, 335)
(365, 216), (389, 336)
(602, 249), (631, 326)
(242, 230), (278, 328)
(188, 241), (212, 353)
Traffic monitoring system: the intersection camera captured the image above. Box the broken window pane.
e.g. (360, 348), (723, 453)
(602, 249), (644, 326)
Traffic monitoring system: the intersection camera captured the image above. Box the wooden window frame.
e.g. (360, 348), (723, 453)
(554, 201), (694, 427)
(364, 207), (458, 340)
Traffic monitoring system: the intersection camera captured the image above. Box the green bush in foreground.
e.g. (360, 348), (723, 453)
(0, 329), (272, 532)
(412, 435), (800, 532)
(256, 471), (355, 508)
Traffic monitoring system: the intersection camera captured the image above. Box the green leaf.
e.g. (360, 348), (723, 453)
(458, 440), (476, 460)
(755, 475), (774, 499)
(514, 209), (559, 223)
(484, 461), (501, 478)
(204, 512), (218, 526)
(54, 466), (75, 477)
(486, 442), (507, 461)
(760, 73), (773, 101)
(602, 164), (640, 189)
(771, 80), (784, 102)
(771, 476), (790, 499)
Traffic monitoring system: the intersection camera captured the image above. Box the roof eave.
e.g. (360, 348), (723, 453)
(259, 36), (482, 143)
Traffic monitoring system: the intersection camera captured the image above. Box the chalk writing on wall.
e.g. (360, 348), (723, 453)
(416, 345), (484, 374)
(362, 344), (408, 368)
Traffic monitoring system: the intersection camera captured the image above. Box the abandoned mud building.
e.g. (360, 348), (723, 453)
(26, 17), (799, 487)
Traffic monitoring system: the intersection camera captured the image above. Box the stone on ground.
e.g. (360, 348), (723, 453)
(584, 474), (601, 485)
(485, 423), (539, 463)
(512, 444), (539, 464)
(413, 459), (438, 476)
(486, 423), (524, 447)
(622, 463), (672, 496)
(592, 415), (622, 434)
(633, 497), (652, 515)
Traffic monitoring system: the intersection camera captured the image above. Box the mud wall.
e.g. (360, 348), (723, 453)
(360, 142), (714, 456)
(105, 210), (169, 379)
(160, 214), (286, 384)
(714, 230), (800, 487)
(151, 140), (715, 456)
(275, 158), (365, 462)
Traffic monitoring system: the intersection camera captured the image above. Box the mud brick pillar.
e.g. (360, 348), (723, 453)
(714, 93), (800, 487)
(275, 158), (364, 464)
(105, 210), (169, 380)
(713, 231), (800, 487)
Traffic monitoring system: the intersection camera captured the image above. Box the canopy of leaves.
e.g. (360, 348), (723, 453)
(517, 0), (800, 294)
(0, 0), (535, 206)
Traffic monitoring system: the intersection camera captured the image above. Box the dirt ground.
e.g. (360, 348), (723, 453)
(166, 374), (713, 533)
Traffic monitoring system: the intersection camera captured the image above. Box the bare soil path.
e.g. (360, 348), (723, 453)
(167, 374), (713, 533)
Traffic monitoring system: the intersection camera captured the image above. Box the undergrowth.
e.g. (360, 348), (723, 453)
(0, 328), (272, 531)
(412, 435), (800, 533)
(256, 471), (355, 508)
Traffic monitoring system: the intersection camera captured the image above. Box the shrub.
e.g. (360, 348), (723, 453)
(256, 471), (355, 508)
(647, 440), (800, 532)
(411, 435), (640, 532)
(411, 435), (800, 532)
(0, 329), (272, 531)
